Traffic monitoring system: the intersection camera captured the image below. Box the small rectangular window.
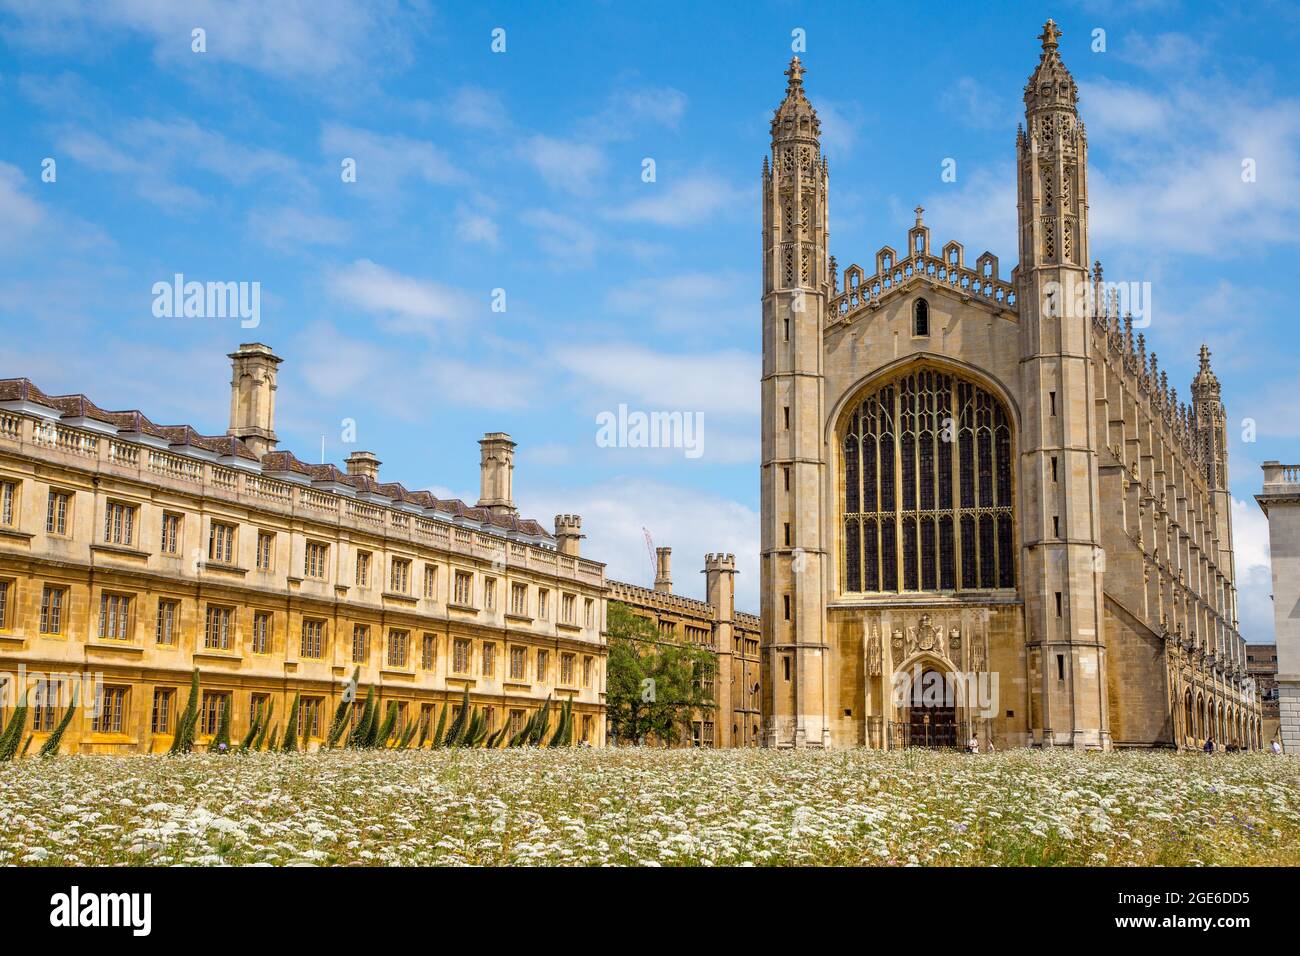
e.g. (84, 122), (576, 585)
(47, 490), (71, 535)
(783, 594), (791, 620)
(1053, 515), (1060, 537)
(156, 600), (178, 645)
(1055, 592), (1062, 617)
(256, 531), (275, 571)
(782, 656), (791, 681)
(387, 629), (409, 668)
(783, 406), (790, 429)
(784, 522), (791, 547)
(104, 501), (136, 546)
(0, 480), (17, 528)
(252, 611), (271, 654)
(1056, 654), (1066, 682)
(356, 551), (371, 587)
(208, 521), (235, 564)
(783, 466), (790, 492)
(1049, 391), (1057, 416)
(1051, 456), (1058, 482)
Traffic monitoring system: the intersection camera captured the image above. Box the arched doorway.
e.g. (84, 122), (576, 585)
(905, 666), (958, 748)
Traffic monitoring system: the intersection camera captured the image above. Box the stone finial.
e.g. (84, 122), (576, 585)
(1039, 18), (1062, 52)
(785, 56), (806, 89)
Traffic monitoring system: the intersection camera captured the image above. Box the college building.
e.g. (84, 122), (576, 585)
(0, 343), (608, 752)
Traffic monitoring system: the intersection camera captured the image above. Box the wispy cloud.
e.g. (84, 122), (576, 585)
(0, 0), (431, 80)
(326, 259), (479, 339)
(321, 123), (465, 198)
(607, 172), (746, 227)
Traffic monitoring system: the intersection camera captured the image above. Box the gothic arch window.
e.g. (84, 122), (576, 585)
(841, 365), (1015, 594)
(913, 299), (930, 337)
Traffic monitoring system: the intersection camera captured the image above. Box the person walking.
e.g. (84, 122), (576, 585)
(967, 733), (979, 754)
(1203, 736), (1215, 754)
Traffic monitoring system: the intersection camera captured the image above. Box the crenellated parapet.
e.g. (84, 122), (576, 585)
(828, 207), (1017, 324)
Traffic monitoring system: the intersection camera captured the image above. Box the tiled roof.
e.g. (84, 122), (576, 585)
(0, 376), (552, 539)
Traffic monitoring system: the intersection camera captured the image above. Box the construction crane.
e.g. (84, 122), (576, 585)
(642, 527), (657, 583)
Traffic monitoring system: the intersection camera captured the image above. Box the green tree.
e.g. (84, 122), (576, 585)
(169, 669), (201, 754)
(39, 688), (79, 758)
(209, 696), (232, 752)
(605, 601), (716, 745)
(281, 691), (301, 752)
(0, 688), (29, 762)
(327, 668), (360, 748)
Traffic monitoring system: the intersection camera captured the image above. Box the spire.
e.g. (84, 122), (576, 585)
(1192, 343), (1221, 399)
(771, 56), (821, 143)
(1024, 18), (1078, 114)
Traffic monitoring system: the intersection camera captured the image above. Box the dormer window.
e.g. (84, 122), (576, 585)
(913, 299), (930, 337)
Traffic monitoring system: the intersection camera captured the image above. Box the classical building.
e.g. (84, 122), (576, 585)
(1256, 462), (1300, 752)
(0, 343), (608, 753)
(759, 21), (1260, 750)
(1245, 642), (1280, 746)
(609, 548), (762, 746)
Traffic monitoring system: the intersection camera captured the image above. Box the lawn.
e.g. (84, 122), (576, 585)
(1, 748), (1296, 866)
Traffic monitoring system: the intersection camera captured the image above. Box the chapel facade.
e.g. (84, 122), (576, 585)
(759, 21), (1261, 750)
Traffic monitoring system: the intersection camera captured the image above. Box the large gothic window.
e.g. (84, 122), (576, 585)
(842, 367), (1015, 593)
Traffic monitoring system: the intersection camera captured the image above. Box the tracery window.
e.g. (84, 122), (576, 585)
(842, 367), (1015, 593)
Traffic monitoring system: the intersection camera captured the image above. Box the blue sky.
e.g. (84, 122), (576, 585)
(1, 1), (1297, 636)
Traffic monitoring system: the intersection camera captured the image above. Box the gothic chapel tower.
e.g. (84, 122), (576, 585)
(760, 58), (831, 748)
(1016, 21), (1110, 747)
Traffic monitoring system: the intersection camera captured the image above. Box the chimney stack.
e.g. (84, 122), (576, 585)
(654, 547), (673, 593)
(477, 432), (518, 518)
(345, 451), (381, 481)
(555, 514), (584, 557)
(226, 343), (282, 458)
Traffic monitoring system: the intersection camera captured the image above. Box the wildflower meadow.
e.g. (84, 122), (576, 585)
(1, 748), (1296, 867)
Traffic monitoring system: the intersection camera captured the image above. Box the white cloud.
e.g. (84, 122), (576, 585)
(939, 77), (1014, 131)
(455, 209), (500, 248)
(0, 0), (429, 80)
(519, 477), (760, 610)
(520, 208), (599, 269)
(607, 173), (746, 227)
(522, 135), (606, 193)
(447, 86), (508, 132)
(0, 161), (46, 242)
(920, 165), (1017, 260)
(1232, 497), (1274, 642)
(249, 206), (348, 250)
(552, 344), (758, 418)
(604, 272), (748, 332)
(321, 123), (464, 200)
(326, 259), (478, 338)
(57, 118), (304, 212)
